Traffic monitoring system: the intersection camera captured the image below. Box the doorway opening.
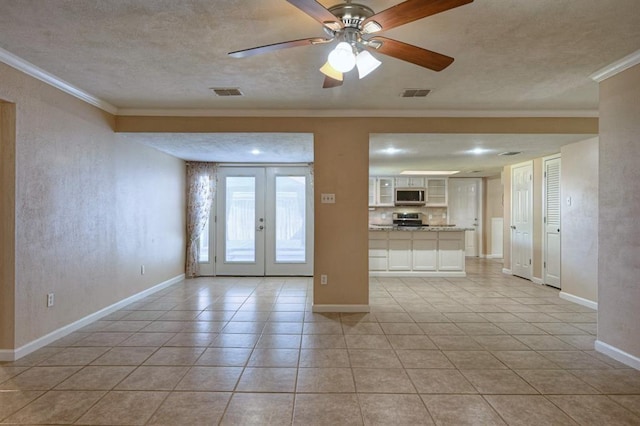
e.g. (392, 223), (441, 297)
(200, 165), (314, 277)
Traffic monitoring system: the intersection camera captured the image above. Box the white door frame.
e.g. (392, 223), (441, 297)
(209, 164), (313, 276)
(542, 154), (561, 288)
(510, 160), (534, 280)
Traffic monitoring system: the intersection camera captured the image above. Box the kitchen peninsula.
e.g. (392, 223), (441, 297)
(369, 226), (471, 277)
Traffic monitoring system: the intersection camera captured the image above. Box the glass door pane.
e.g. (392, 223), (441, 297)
(225, 177), (256, 262)
(275, 176), (306, 263)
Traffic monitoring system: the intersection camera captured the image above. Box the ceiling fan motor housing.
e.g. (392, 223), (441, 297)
(328, 3), (375, 30)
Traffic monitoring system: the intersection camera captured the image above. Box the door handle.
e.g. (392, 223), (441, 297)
(511, 225), (516, 230)
(557, 228), (560, 233)
(257, 225), (264, 231)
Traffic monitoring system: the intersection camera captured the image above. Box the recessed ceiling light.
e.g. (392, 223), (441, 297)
(251, 149), (261, 155)
(400, 170), (459, 176)
(381, 147), (402, 155)
(469, 147), (490, 155)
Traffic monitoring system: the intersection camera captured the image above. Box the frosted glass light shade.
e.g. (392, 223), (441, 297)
(319, 61), (343, 81)
(328, 42), (356, 73)
(356, 50), (381, 79)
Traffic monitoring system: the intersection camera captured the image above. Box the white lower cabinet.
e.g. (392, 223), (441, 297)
(438, 233), (465, 271)
(388, 234), (412, 271)
(412, 233), (438, 271)
(369, 230), (465, 277)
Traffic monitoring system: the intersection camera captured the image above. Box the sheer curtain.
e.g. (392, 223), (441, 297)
(186, 162), (217, 277)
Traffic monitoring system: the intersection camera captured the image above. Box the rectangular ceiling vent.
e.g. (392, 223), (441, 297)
(401, 89), (431, 98)
(498, 151), (523, 156)
(211, 87), (243, 97)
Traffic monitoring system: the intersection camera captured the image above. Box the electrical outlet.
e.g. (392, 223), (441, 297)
(320, 274), (328, 285)
(47, 293), (55, 308)
(320, 193), (336, 204)
(141, 265), (145, 275)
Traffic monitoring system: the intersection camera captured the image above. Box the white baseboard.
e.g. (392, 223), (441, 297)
(486, 254), (503, 259)
(559, 291), (598, 310)
(502, 268), (512, 275)
(312, 304), (370, 313)
(0, 274), (185, 362)
(532, 277), (544, 285)
(595, 340), (640, 370)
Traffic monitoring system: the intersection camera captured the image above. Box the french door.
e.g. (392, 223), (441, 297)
(214, 166), (313, 276)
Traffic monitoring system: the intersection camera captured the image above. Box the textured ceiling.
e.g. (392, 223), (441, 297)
(0, 1), (630, 170)
(1, 0), (639, 112)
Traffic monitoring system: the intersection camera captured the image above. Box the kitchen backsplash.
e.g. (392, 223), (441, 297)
(369, 206), (449, 226)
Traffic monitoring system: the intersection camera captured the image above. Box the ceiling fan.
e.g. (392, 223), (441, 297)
(228, 0), (474, 88)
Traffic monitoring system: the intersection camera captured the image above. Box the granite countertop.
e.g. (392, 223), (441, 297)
(369, 225), (473, 232)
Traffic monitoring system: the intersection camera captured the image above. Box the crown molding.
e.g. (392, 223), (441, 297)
(0, 47), (599, 119)
(0, 47), (118, 115)
(591, 49), (640, 82)
(117, 108), (598, 118)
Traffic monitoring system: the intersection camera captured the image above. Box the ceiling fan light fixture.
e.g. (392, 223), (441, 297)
(356, 50), (381, 79)
(362, 20), (382, 34)
(319, 61), (343, 81)
(328, 41), (356, 72)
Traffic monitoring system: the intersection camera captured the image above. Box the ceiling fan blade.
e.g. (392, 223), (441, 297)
(229, 37), (333, 58)
(286, 0), (344, 31)
(362, 0), (473, 33)
(322, 75), (344, 89)
(364, 36), (454, 71)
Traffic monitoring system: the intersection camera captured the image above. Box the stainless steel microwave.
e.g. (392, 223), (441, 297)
(394, 188), (426, 206)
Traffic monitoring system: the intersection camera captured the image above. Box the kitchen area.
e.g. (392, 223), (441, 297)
(368, 175), (472, 277)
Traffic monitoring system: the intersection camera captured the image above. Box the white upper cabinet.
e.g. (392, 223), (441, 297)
(426, 178), (448, 206)
(395, 176), (425, 188)
(369, 177), (395, 206)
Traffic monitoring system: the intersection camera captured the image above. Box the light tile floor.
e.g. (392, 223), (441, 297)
(1, 259), (639, 425)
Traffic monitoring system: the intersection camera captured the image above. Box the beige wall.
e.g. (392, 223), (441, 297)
(0, 101), (16, 349)
(1, 63), (186, 348)
(561, 137), (598, 302)
(598, 63), (640, 359)
(482, 175), (503, 256)
(313, 125), (369, 306)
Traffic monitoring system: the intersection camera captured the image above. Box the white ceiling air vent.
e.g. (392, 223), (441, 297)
(211, 87), (243, 97)
(401, 89), (431, 98)
(498, 151), (522, 156)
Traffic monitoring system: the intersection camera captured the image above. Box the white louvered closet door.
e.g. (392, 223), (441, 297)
(544, 156), (561, 288)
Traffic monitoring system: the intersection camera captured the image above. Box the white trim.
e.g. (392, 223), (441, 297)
(369, 271), (466, 278)
(502, 268), (512, 275)
(532, 277), (544, 285)
(510, 160), (534, 281)
(312, 304), (370, 313)
(116, 108), (598, 118)
(559, 291), (598, 310)
(486, 255), (503, 259)
(590, 49), (640, 82)
(0, 274), (184, 362)
(0, 47), (118, 115)
(542, 153), (562, 288)
(595, 340), (640, 370)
